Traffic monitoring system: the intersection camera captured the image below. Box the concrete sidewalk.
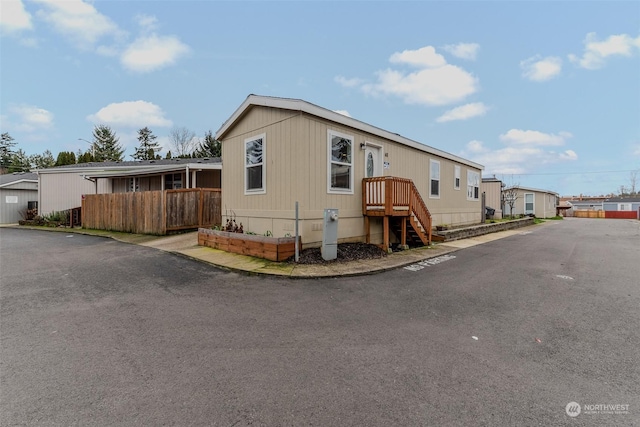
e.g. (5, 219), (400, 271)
(118, 226), (542, 277)
(4, 224), (543, 278)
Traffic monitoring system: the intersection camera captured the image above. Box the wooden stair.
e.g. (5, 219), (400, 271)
(363, 177), (432, 250)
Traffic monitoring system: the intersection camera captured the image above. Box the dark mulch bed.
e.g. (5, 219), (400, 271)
(290, 242), (388, 264)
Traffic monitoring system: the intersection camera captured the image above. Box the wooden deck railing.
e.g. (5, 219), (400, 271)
(362, 176), (432, 245)
(82, 188), (221, 235)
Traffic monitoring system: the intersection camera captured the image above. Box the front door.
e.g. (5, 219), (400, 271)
(364, 145), (383, 178)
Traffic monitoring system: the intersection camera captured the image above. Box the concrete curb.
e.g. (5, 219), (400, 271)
(3, 221), (549, 278)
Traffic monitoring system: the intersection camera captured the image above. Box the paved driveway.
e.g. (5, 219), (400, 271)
(1, 219), (639, 426)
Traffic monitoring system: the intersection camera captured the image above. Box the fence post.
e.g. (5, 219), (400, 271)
(162, 190), (167, 235)
(198, 188), (204, 228)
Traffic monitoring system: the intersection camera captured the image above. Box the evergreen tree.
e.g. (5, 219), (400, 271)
(165, 150), (172, 159)
(56, 151), (77, 166)
(194, 130), (221, 158)
(77, 151), (94, 163)
(8, 149), (31, 173)
(92, 125), (124, 162)
(1, 132), (17, 173)
(30, 150), (55, 169)
(132, 127), (161, 160)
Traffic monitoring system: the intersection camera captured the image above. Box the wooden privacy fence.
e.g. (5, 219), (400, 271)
(82, 188), (221, 235)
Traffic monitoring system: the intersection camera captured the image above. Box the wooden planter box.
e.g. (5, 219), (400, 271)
(198, 228), (300, 262)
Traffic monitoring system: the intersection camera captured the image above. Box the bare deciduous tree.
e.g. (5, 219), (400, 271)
(503, 183), (520, 218)
(168, 127), (197, 157)
(629, 170), (638, 195)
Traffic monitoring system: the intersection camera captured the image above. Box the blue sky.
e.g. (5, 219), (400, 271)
(1, 0), (639, 197)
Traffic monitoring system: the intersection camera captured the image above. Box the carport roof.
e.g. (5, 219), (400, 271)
(0, 172), (38, 187)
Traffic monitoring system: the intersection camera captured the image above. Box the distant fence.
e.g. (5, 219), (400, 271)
(573, 210), (605, 218)
(605, 211), (639, 219)
(572, 210), (638, 219)
(82, 188), (221, 235)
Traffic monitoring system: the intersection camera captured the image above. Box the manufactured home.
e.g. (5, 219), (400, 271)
(481, 176), (504, 219)
(36, 158), (221, 215)
(503, 186), (559, 218)
(215, 95), (484, 249)
(0, 172), (38, 224)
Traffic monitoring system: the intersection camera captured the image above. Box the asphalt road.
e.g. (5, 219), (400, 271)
(1, 219), (639, 426)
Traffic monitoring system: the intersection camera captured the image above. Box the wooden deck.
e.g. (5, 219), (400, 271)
(362, 177), (432, 250)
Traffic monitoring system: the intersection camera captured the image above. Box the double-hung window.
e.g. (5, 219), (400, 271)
(429, 159), (440, 198)
(245, 134), (266, 194)
(454, 165), (461, 190)
(328, 130), (353, 193)
(467, 170), (479, 200)
(164, 173), (182, 190)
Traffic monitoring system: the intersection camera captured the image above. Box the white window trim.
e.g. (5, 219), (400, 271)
(429, 159), (440, 199)
(467, 169), (480, 201)
(454, 165), (461, 190)
(524, 192), (535, 214)
(327, 130), (354, 194)
(244, 133), (266, 195)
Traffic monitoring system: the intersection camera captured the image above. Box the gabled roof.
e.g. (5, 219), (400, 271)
(0, 172), (38, 188)
(604, 197), (640, 203)
(504, 185), (558, 196)
(215, 94), (483, 170)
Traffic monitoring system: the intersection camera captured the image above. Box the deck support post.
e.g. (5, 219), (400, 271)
(383, 215), (390, 252)
(364, 216), (370, 244)
(401, 217), (407, 247)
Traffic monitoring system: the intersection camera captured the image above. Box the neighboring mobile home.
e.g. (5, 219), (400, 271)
(36, 158), (221, 215)
(503, 186), (559, 218)
(602, 197), (640, 219)
(215, 95), (484, 249)
(481, 176), (504, 219)
(0, 172), (38, 224)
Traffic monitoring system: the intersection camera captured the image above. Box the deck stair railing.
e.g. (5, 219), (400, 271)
(362, 176), (432, 249)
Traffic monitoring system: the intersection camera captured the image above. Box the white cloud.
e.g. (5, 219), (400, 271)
(442, 43), (480, 61)
(7, 104), (54, 132)
(363, 65), (478, 106)
(136, 14), (159, 33)
(333, 110), (351, 117)
(34, 0), (123, 49)
(341, 46), (479, 107)
(389, 46), (446, 68)
(334, 76), (364, 88)
(521, 55), (562, 81)
(436, 102), (488, 123)
(466, 140), (487, 154)
(499, 129), (572, 146)
(464, 129), (577, 175)
(0, 0), (33, 34)
(87, 101), (172, 128)
(120, 34), (190, 73)
(559, 150), (578, 160)
(569, 32), (640, 69)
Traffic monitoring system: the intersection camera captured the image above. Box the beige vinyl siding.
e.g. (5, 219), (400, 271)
(221, 106), (482, 245)
(39, 172), (112, 215)
(507, 188), (557, 218)
(481, 181), (503, 219)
